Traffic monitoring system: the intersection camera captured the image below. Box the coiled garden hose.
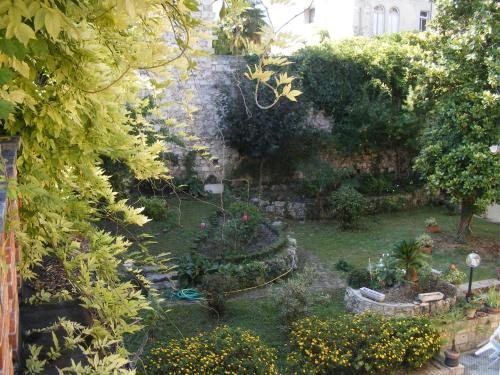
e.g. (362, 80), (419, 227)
(175, 288), (204, 301)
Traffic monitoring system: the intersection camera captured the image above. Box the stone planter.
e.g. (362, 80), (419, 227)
(345, 285), (457, 317)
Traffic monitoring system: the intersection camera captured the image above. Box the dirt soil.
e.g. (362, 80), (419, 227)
(380, 284), (417, 303)
(27, 256), (73, 293)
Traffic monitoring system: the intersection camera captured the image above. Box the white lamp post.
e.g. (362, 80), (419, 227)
(465, 252), (481, 302)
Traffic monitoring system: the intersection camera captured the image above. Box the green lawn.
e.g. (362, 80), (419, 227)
(289, 206), (499, 281)
(117, 199), (499, 278)
(104, 196), (220, 258)
(125, 201), (498, 368)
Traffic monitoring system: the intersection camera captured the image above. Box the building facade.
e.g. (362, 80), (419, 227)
(263, 0), (435, 51)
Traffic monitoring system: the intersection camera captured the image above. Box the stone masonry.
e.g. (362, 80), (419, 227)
(0, 137), (21, 375)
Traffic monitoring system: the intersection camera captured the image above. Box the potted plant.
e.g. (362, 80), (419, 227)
(463, 296), (483, 319)
(435, 308), (467, 367)
(425, 217), (440, 233)
(484, 287), (500, 314)
(442, 264), (467, 285)
(391, 240), (429, 283)
(415, 233), (434, 254)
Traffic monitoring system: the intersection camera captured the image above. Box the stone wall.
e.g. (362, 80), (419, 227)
(450, 313), (500, 353)
(0, 137), (21, 375)
(344, 287), (457, 317)
(164, 55), (244, 181)
(250, 188), (432, 220)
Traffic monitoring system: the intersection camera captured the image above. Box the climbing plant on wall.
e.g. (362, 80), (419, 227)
(0, 0), (200, 372)
(295, 33), (424, 175)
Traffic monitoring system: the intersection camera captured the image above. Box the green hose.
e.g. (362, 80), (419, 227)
(175, 288), (204, 301)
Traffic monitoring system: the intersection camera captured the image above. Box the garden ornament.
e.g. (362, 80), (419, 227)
(474, 325), (500, 369)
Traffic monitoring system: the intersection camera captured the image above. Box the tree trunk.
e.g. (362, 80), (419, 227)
(406, 268), (418, 283)
(258, 159), (265, 201)
(457, 197), (475, 243)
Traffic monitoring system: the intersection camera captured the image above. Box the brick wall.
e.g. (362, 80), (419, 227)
(0, 137), (21, 375)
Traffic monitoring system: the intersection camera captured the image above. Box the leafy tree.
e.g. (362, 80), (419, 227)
(214, 0), (267, 55)
(218, 60), (318, 184)
(0, 0), (199, 371)
(413, 0), (500, 242)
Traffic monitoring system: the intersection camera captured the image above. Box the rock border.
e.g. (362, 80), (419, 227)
(344, 286), (457, 316)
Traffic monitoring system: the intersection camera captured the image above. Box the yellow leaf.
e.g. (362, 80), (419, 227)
(11, 58), (30, 78)
(0, 0), (11, 15)
(14, 22), (35, 45)
(34, 8), (44, 32)
(124, 0), (136, 17)
(44, 9), (61, 39)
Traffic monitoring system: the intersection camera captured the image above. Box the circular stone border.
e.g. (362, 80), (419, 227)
(344, 286), (457, 317)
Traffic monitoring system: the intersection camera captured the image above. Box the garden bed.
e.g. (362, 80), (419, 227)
(345, 285), (457, 317)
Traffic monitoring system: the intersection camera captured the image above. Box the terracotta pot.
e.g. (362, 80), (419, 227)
(444, 349), (460, 367)
(465, 308), (477, 320)
(421, 245), (433, 254)
(426, 225), (440, 233)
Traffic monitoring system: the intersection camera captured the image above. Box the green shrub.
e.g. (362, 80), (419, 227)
(217, 261), (267, 289)
(373, 253), (404, 288)
(137, 196), (168, 221)
(222, 202), (264, 248)
(442, 265), (467, 285)
(334, 259), (354, 273)
(347, 268), (372, 288)
(177, 254), (215, 288)
(296, 161), (352, 198)
(200, 273), (236, 317)
(286, 313), (440, 374)
(273, 269), (313, 329)
(357, 172), (395, 196)
(329, 186), (365, 229)
(144, 326), (279, 374)
(415, 233), (433, 248)
(485, 287), (500, 308)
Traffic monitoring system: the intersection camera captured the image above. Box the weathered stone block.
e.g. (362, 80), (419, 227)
(418, 292), (444, 302)
(360, 287), (385, 302)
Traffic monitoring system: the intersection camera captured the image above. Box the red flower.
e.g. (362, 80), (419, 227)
(200, 222), (206, 230)
(242, 212), (249, 222)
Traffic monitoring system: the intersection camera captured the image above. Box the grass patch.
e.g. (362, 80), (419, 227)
(289, 206), (499, 281)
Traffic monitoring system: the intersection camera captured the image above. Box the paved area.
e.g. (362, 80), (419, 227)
(458, 279), (500, 297)
(462, 350), (500, 375)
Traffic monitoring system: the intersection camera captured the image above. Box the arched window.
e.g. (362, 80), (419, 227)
(388, 7), (400, 33)
(373, 5), (385, 35)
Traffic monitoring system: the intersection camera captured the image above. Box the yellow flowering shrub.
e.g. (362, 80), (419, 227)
(142, 326), (280, 374)
(392, 317), (441, 369)
(287, 313), (440, 374)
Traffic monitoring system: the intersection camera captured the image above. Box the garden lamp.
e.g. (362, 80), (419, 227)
(465, 252), (481, 302)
